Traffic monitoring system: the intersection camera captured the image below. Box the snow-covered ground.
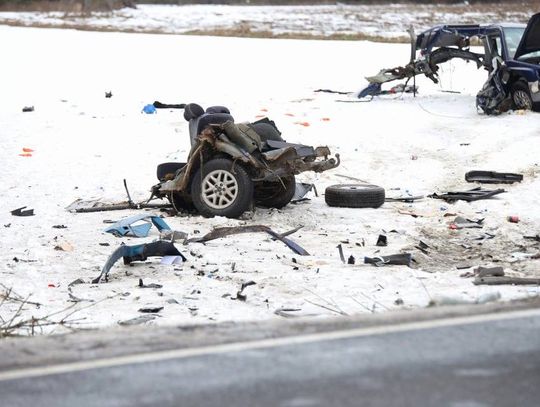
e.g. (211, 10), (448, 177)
(0, 3), (536, 40)
(1, 25), (539, 335)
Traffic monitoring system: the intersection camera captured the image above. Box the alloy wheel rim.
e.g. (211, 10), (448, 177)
(201, 170), (238, 209)
(514, 90), (532, 110)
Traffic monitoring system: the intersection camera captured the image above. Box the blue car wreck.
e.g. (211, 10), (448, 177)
(364, 13), (540, 114)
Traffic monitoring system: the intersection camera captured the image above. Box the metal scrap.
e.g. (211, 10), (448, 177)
(188, 225), (309, 256)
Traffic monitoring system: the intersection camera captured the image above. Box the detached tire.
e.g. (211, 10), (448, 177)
(325, 184), (385, 208)
(511, 82), (533, 111)
(255, 176), (296, 209)
(191, 158), (254, 218)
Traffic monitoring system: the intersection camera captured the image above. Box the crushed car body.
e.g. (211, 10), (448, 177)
(151, 103), (339, 218)
(362, 13), (540, 114)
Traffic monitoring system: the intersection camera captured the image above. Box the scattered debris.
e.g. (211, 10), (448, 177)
(118, 315), (157, 326)
(376, 235), (388, 247)
(188, 225), (309, 256)
(385, 195), (424, 203)
(93, 241), (186, 283)
(347, 255), (356, 265)
(274, 308), (304, 318)
(233, 280), (256, 301)
(507, 215), (520, 223)
(104, 214), (171, 238)
(11, 206), (34, 217)
(160, 229), (188, 243)
(415, 241), (430, 255)
(105, 91), (113, 98)
(429, 187), (505, 202)
(153, 101), (186, 109)
(138, 278), (163, 289)
(337, 244), (345, 263)
(450, 216), (485, 229)
(52, 224), (68, 229)
(465, 171), (523, 184)
(138, 306), (163, 313)
(142, 104), (157, 114)
(524, 234), (540, 242)
(364, 253), (412, 267)
(474, 276), (540, 286)
(292, 183), (316, 201)
(22, 106), (34, 112)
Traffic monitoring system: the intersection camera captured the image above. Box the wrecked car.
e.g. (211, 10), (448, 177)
(151, 103), (339, 218)
(363, 12), (540, 114)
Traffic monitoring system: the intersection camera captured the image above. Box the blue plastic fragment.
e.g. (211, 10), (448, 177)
(142, 104), (157, 114)
(104, 214), (171, 238)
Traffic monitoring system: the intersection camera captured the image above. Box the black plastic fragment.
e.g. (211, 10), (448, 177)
(465, 171), (523, 184)
(429, 187), (505, 202)
(364, 253), (412, 267)
(11, 206), (34, 216)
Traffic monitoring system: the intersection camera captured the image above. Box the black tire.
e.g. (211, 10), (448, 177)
(511, 82), (533, 111)
(325, 184), (385, 208)
(191, 158), (254, 218)
(169, 192), (195, 212)
(255, 176), (296, 209)
(156, 162), (186, 181)
(250, 122), (284, 142)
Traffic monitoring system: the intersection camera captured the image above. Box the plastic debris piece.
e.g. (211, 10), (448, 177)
(138, 306), (163, 313)
(104, 214), (171, 238)
(507, 215), (519, 223)
(364, 253), (412, 267)
(11, 206), (34, 217)
(337, 244), (345, 263)
(93, 241), (186, 283)
(142, 104), (157, 114)
(465, 170), (523, 184)
(22, 106), (34, 112)
(376, 235), (387, 247)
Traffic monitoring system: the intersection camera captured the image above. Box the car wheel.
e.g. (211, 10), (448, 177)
(325, 184), (385, 208)
(511, 82), (533, 111)
(191, 158), (254, 218)
(255, 176), (296, 209)
(156, 162), (186, 181)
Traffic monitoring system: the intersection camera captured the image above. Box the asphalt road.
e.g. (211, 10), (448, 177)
(1, 309), (539, 407)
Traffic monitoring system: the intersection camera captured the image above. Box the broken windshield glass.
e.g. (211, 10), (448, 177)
(504, 27), (526, 58)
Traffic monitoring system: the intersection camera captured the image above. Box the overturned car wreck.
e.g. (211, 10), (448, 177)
(151, 103), (339, 218)
(363, 13), (540, 114)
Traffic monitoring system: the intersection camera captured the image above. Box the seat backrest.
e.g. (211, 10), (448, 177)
(183, 103), (234, 146)
(189, 113), (234, 146)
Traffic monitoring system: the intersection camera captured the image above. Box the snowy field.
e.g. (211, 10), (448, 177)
(0, 3), (537, 40)
(1, 25), (540, 335)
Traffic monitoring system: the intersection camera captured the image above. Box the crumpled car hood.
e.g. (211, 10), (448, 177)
(515, 12), (540, 60)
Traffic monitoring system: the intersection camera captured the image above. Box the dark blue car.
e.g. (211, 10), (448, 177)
(364, 13), (540, 114)
(415, 12), (540, 112)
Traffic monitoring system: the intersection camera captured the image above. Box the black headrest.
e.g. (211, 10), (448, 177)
(183, 103), (205, 121)
(205, 106), (230, 114)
